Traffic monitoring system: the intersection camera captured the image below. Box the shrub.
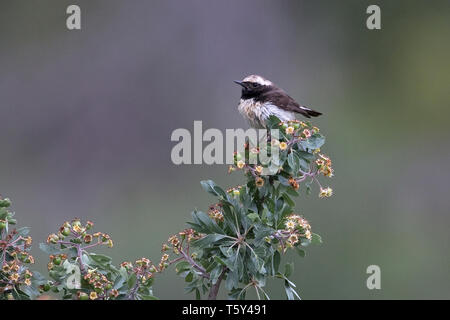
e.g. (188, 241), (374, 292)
(161, 116), (333, 299)
(1, 116), (333, 300)
(40, 219), (156, 300)
(0, 196), (45, 299)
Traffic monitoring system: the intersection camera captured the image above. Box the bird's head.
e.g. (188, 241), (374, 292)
(234, 75), (273, 99)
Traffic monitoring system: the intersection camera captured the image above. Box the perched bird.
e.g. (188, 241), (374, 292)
(234, 75), (322, 128)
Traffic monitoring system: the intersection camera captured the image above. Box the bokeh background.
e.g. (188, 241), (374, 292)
(1, 0), (449, 299)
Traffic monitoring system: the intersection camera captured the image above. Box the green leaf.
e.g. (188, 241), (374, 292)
(39, 243), (63, 255)
(16, 227), (30, 237)
(284, 262), (294, 278)
(127, 273), (137, 290)
(295, 247), (306, 257)
(284, 281), (301, 300)
(287, 152), (300, 174)
(272, 251), (281, 275)
(311, 233), (323, 245)
(282, 193), (295, 207)
(300, 133), (325, 150)
(297, 150), (315, 161)
(225, 269), (239, 291)
(113, 272), (127, 290)
(247, 212), (260, 223)
(214, 256), (228, 267)
(88, 253), (112, 266)
(265, 115), (282, 129)
(185, 272), (194, 283)
(200, 180), (227, 198)
(175, 261), (191, 274)
(190, 210), (225, 234)
(191, 234), (227, 249)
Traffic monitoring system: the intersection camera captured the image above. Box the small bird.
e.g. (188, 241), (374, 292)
(234, 75), (322, 128)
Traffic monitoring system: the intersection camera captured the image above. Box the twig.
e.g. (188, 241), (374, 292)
(208, 267), (227, 300)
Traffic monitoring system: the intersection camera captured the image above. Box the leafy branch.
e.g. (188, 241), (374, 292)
(160, 116), (334, 300)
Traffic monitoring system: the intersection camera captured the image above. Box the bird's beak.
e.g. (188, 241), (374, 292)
(233, 80), (246, 88)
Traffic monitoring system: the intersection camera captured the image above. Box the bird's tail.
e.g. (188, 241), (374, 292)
(299, 106), (322, 118)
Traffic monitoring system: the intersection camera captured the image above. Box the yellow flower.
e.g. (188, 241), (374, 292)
(89, 292), (98, 300)
(168, 235), (180, 246)
(25, 236), (32, 246)
(285, 220), (296, 230)
(279, 142), (288, 150)
(47, 234), (59, 244)
(304, 230), (312, 240)
(288, 234), (299, 244)
(255, 177), (264, 188)
(72, 224), (84, 234)
(236, 160), (245, 169)
(255, 165), (263, 175)
(286, 126), (295, 135)
(10, 273), (19, 282)
(319, 187), (333, 198)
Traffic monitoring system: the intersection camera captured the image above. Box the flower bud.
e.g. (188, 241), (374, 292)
(78, 292), (89, 300)
(0, 198), (11, 208)
(61, 228), (71, 237)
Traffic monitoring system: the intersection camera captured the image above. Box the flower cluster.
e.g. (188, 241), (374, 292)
(316, 153), (334, 177)
(163, 229), (203, 256)
(1, 196), (38, 300)
(279, 120), (319, 139)
(207, 203), (224, 222)
(47, 254), (67, 270)
(227, 120), (333, 200)
(41, 218), (158, 300)
(80, 269), (115, 300)
(226, 185), (244, 197)
(161, 229), (205, 276)
(47, 219), (113, 248)
(266, 214), (313, 252)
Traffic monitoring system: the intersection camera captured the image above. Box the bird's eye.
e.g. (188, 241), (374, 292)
(251, 82), (259, 88)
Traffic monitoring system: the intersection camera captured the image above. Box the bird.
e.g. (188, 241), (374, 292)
(234, 75), (322, 129)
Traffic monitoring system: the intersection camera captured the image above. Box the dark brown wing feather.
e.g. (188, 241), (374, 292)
(259, 88), (322, 118)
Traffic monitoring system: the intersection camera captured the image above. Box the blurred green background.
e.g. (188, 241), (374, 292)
(1, 0), (449, 299)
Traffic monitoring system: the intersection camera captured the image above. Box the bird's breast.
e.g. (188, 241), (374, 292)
(238, 99), (295, 128)
(238, 98), (264, 128)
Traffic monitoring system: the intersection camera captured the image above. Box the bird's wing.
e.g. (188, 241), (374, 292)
(263, 89), (322, 118)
